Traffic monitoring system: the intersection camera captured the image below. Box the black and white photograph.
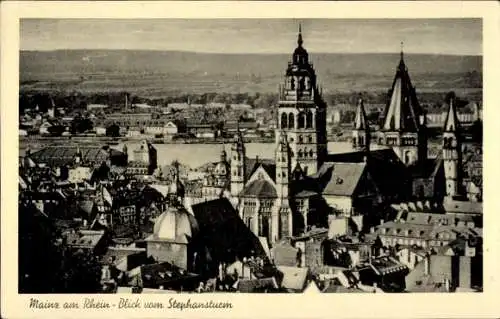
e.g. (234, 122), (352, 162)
(17, 17), (483, 295)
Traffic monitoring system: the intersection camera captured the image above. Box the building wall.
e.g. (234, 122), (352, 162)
(379, 235), (428, 248)
(271, 242), (298, 266)
(147, 241), (188, 269)
(459, 256), (471, 288)
(430, 255), (452, 283)
(127, 130), (141, 137)
(68, 166), (92, 183)
(323, 195), (352, 215)
(304, 240), (324, 273)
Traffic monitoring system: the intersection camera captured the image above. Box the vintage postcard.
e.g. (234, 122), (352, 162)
(1, 1), (499, 318)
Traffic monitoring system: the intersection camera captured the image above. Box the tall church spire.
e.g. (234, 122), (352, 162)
(297, 23), (303, 47)
(352, 98), (370, 152)
(378, 43), (427, 166)
(278, 24), (327, 175)
(354, 98), (368, 130)
(443, 96), (463, 199)
(444, 96), (459, 132)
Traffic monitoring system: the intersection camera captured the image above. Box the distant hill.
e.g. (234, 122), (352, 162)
(19, 50), (482, 95)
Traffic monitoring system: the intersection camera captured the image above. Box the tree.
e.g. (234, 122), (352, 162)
(56, 249), (102, 293)
(71, 116), (94, 134)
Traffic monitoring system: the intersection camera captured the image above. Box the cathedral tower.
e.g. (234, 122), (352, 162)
(276, 132), (291, 199)
(352, 98), (371, 153)
(442, 97), (463, 198)
(272, 133), (293, 241)
(276, 24), (328, 176)
(379, 44), (427, 166)
(230, 128), (246, 197)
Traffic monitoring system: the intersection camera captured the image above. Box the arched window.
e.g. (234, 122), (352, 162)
(298, 135), (303, 144)
(288, 113), (295, 129)
(306, 111), (313, 128)
(298, 150), (303, 158)
(298, 112), (305, 129)
(405, 151), (411, 164)
(308, 135), (313, 143)
(297, 77), (304, 90)
(309, 150), (314, 158)
(281, 113), (287, 129)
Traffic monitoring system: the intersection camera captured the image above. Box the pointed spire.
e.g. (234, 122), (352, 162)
(444, 96), (459, 132)
(399, 41), (406, 70)
(382, 43), (419, 132)
(297, 23), (303, 47)
(354, 98), (368, 130)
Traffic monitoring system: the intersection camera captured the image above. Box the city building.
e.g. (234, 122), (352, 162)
(125, 140), (158, 176)
(231, 27), (409, 245)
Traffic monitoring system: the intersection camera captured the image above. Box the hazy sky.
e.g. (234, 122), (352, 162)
(21, 19), (482, 55)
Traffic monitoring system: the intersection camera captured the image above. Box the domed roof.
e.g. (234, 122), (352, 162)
(292, 24), (309, 65)
(293, 45), (308, 57)
(153, 206), (199, 242)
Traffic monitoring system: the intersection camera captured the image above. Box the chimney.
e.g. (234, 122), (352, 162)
(380, 219), (384, 226)
(370, 227), (375, 234)
(424, 255), (430, 275)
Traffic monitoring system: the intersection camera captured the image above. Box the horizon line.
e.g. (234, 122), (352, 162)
(19, 48), (483, 57)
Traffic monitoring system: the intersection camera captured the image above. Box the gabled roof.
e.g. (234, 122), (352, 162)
(245, 157), (276, 182)
(443, 198), (482, 214)
(381, 51), (422, 132)
(277, 266), (309, 292)
(316, 162), (366, 196)
(30, 146), (110, 167)
(237, 277), (279, 293)
(191, 198), (267, 262)
(138, 261), (200, 288)
(325, 149), (409, 199)
(240, 179), (277, 198)
(66, 230), (105, 249)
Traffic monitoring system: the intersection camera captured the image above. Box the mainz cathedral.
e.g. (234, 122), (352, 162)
(225, 25), (478, 245)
